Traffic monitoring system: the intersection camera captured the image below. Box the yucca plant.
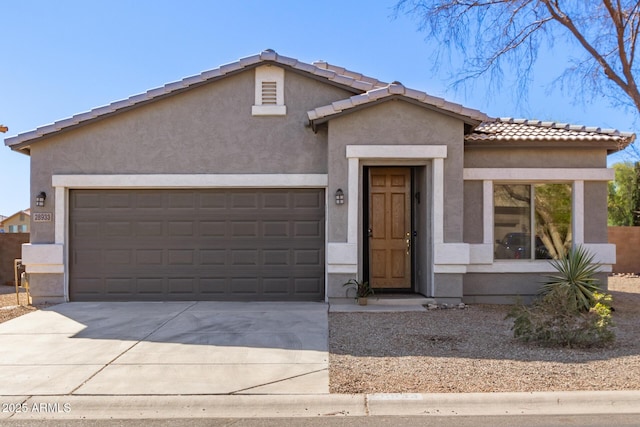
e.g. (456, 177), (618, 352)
(540, 245), (602, 312)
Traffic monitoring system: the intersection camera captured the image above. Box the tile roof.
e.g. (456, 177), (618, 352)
(4, 50), (389, 150)
(312, 60), (387, 89)
(467, 118), (636, 146)
(307, 82), (490, 126)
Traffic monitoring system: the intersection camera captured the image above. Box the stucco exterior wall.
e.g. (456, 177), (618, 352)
(326, 100), (465, 243)
(584, 181), (609, 243)
(28, 69), (353, 243)
(463, 181), (483, 244)
(463, 272), (609, 304)
(464, 147), (607, 168)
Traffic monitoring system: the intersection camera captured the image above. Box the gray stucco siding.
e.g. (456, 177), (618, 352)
(463, 273), (543, 304)
(463, 272), (609, 304)
(463, 181), (484, 244)
(464, 147), (607, 168)
(584, 181), (609, 243)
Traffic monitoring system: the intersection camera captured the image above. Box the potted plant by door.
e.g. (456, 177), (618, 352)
(343, 279), (374, 305)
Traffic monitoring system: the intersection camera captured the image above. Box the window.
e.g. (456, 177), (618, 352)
(494, 183), (572, 260)
(8, 225), (17, 233)
(19, 224), (28, 232)
(252, 65), (286, 116)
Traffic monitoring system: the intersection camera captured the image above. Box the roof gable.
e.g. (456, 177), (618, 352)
(307, 81), (489, 131)
(4, 50), (388, 153)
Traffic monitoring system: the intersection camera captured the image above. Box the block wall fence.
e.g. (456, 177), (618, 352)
(608, 226), (640, 274)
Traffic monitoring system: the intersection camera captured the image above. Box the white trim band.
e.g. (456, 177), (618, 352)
(464, 168), (614, 181)
(346, 145), (447, 159)
(52, 174), (328, 188)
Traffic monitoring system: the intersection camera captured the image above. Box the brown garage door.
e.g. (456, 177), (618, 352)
(69, 189), (325, 301)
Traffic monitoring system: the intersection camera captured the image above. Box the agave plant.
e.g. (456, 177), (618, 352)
(540, 245), (602, 312)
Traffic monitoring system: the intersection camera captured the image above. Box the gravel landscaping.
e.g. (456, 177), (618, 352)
(2, 276), (638, 394)
(0, 285), (34, 324)
(330, 275), (640, 393)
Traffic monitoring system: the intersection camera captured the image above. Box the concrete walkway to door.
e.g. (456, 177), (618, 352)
(0, 301), (328, 395)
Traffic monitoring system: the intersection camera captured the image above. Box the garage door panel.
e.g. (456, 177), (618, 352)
(70, 189), (325, 301)
(294, 221), (323, 237)
(168, 278), (196, 294)
(105, 193), (132, 209)
(136, 193), (164, 209)
(74, 221), (101, 238)
(200, 249), (226, 265)
(200, 221), (227, 237)
(200, 278), (228, 294)
(168, 192), (196, 209)
(263, 192), (289, 209)
(136, 249), (164, 265)
(231, 221), (259, 237)
(295, 277), (323, 294)
(136, 221), (164, 237)
(105, 278), (134, 295)
(200, 192), (227, 209)
(168, 221), (195, 236)
(231, 277), (259, 294)
(263, 277), (290, 294)
(293, 191), (323, 209)
(138, 278), (165, 294)
(73, 193), (101, 209)
(231, 193), (259, 209)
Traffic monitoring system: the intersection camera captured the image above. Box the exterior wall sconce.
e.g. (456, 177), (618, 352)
(35, 192), (46, 207)
(335, 188), (345, 205)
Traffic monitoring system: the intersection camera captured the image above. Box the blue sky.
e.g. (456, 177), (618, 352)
(2, 0), (638, 216)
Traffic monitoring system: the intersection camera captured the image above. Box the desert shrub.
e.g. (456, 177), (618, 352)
(508, 246), (615, 348)
(509, 290), (614, 348)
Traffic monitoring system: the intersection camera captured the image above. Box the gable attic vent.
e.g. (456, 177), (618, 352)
(261, 81), (278, 105)
(252, 65), (286, 116)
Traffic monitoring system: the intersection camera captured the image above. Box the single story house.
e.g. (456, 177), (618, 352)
(4, 50), (635, 305)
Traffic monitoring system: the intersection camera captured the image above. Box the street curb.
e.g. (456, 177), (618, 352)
(1, 391), (639, 420)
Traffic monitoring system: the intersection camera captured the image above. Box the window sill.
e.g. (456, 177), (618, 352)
(252, 105), (287, 116)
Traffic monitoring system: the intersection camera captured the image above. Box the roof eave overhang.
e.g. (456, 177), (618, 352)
(309, 95), (485, 133)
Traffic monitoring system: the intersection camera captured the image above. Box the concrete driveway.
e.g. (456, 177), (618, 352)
(0, 301), (328, 395)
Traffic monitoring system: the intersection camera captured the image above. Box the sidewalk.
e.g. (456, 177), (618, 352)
(1, 391), (639, 420)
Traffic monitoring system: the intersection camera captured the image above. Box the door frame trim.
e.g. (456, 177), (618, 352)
(345, 145), (448, 297)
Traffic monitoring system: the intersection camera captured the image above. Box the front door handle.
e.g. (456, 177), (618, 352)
(406, 231), (411, 255)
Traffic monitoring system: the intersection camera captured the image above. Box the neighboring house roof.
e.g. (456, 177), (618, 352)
(0, 209), (30, 227)
(466, 117), (636, 152)
(307, 81), (490, 130)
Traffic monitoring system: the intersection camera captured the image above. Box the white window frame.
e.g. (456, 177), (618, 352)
(464, 168), (615, 273)
(493, 182), (573, 261)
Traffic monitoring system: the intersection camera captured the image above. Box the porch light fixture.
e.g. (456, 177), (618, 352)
(335, 188), (345, 205)
(35, 192), (46, 207)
